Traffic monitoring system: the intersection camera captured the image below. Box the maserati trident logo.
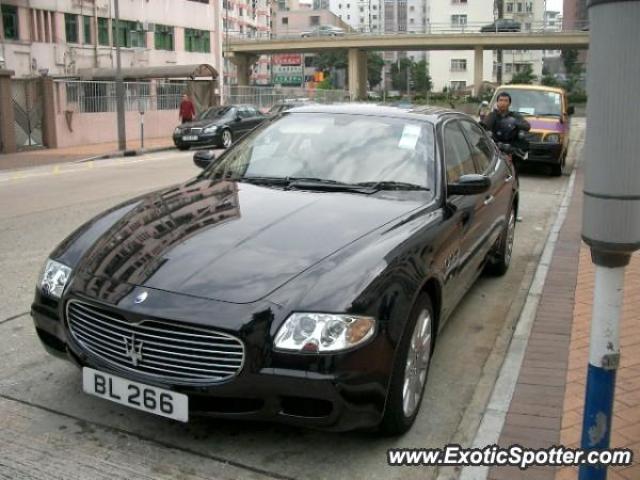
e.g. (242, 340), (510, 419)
(134, 291), (148, 304)
(123, 334), (144, 367)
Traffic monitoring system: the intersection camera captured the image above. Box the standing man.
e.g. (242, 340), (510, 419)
(481, 92), (530, 153)
(179, 94), (196, 124)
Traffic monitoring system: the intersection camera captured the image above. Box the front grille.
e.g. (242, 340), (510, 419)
(66, 300), (244, 385)
(526, 132), (543, 142)
(188, 128), (203, 134)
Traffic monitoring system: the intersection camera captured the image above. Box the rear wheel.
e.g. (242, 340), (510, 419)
(486, 206), (516, 276)
(379, 294), (434, 435)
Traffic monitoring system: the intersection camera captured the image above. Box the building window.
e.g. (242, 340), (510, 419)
(506, 3), (514, 12)
(372, 14), (378, 20)
(410, 5), (415, 11)
(154, 24), (174, 51)
(184, 28), (210, 53)
(310, 15), (320, 26)
(517, 2), (523, 12)
(360, 6), (364, 12)
(1, 4), (18, 40)
(83, 16), (92, 44)
(452, 0), (468, 3)
(526, 2), (533, 12)
(282, 17), (288, 25)
(112, 20), (146, 48)
(98, 18), (109, 45)
(525, 22), (531, 31)
(65, 13), (79, 43)
(451, 59), (467, 72)
(450, 81), (466, 91)
(410, 18), (414, 24)
(505, 64), (513, 73)
(451, 14), (467, 26)
(347, 14), (350, 20)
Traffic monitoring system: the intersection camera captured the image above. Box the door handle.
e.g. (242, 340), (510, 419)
(504, 174), (513, 183)
(484, 195), (495, 206)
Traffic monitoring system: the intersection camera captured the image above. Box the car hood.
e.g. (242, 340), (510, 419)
(179, 119), (227, 129)
(526, 116), (566, 133)
(76, 178), (424, 304)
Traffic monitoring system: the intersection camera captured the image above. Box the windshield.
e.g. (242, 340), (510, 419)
(202, 112), (435, 190)
(493, 89), (562, 116)
(199, 106), (234, 121)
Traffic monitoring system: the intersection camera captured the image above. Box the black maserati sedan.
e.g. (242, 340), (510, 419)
(32, 105), (518, 434)
(173, 104), (266, 150)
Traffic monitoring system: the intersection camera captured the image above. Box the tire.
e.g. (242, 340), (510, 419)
(177, 145), (190, 151)
(485, 205), (516, 276)
(379, 293), (435, 436)
(220, 129), (233, 149)
(551, 152), (565, 176)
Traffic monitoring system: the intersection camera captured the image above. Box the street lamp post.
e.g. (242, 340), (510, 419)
(114, 0), (126, 151)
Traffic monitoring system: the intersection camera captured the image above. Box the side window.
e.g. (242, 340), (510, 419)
(459, 120), (494, 173)
(238, 107), (251, 119)
(444, 122), (475, 184)
(248, 107), (261, 118)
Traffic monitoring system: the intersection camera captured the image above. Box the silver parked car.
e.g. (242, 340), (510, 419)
(301, 25), (346, 38)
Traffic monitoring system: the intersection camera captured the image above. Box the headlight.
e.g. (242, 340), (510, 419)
(274, 313), (375, 353)
(203, 126), (218, 134)
(39, 259), (72, 298)
(174, 127), (181, 135)
(544, 133), (561, 143)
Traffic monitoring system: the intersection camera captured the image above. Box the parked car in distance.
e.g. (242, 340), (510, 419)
(488, 84), (574, 176)
(480, 19), (521, 32)
(301, 25), (345, 37)
(173, 105), (266, 150)
(32, 105), (518, 435)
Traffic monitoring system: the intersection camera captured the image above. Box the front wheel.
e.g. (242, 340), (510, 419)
(379, 294), (435, 435)
(485, 206), (516, 276)
(220, 129), (233, 149)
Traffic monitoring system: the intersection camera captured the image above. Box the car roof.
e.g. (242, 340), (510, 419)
(495, 84), (566, 95)
(284, 103), (462, 123)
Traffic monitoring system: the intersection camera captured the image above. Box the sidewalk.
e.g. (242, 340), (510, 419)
(0, 137), (175, 171)
(487, 166), (639, 479)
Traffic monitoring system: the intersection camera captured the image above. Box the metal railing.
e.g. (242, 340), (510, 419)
(57, 80), (188, 113)
(223, 86), (349, 112)
(225, 20), (589, 43)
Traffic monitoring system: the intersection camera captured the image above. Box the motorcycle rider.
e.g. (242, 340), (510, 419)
(481, 91), (531, 158)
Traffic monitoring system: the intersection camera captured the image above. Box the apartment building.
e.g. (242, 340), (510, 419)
(0, 0), (223, 82)
(222, 0), (271, 85)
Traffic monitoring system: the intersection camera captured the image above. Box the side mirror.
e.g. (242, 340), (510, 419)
(235, 115), (242, 122)
(567, 105), (575, 115)
(447, 174), (491, 196)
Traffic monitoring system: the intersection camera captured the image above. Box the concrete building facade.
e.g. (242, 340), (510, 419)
(0, 0), (223, 82)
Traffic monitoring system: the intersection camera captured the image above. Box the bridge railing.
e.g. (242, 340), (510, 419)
(224, 86), (350, 112)
(225, 20), (589, 43)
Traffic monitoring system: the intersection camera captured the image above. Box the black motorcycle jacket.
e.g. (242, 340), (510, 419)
(481, 110), (531, 151)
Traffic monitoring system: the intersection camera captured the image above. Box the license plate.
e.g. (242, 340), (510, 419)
(82, 367), (188, 422)
(182, 135), (198, 141)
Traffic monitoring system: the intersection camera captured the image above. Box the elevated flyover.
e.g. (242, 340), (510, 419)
(226, 31), (590, 99)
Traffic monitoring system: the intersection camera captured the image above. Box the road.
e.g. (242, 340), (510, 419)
(0, 120), (584, 480)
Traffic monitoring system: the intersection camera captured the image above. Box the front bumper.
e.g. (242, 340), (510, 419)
(526, 142), (564, 165)
(173, 132), (222, 148)
(31, 289), (391, 432)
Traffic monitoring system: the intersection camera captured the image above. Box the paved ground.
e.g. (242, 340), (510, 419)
(0, 125), (580, 480)
(0, 137), (175, 171)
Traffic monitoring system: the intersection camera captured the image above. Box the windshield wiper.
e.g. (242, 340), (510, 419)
(286, 177), (374, 193)
(238, 176), (290, 185)
(355, 181), (430, 191)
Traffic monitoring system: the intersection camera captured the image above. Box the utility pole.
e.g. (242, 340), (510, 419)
(114, 0), (126, 151)
(495, 0), (503, 84)
(579, 1), (640, 479)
